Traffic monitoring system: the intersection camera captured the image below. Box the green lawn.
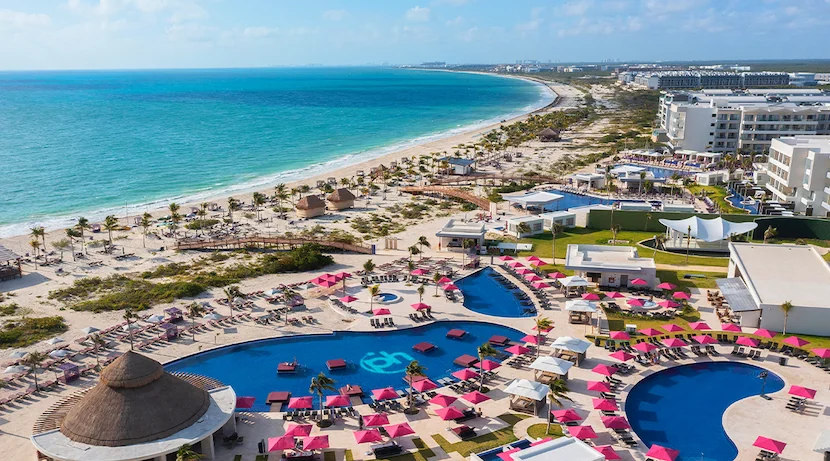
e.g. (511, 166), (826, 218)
(654, 269), (723, 290)
(687, 184), (747, 214)
(432, 413), (529, 457)
(518, 228), (729, 268)
(602, 306), (702, 333)
(526, 423), (565, 440)
(375, 438), (436, 461)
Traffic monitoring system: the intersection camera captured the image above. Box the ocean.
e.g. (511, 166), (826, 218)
(0, 67), (551, 237)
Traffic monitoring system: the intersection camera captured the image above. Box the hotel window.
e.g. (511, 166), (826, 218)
(744, 115), (755, 121)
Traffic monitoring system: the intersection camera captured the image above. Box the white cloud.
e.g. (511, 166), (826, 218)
(322, 9), (348, 21)
(434, 0), (469, 5)
(0, 9), (51, 27)
(460, 26), (477, 42)
(243, 26), (279, 38)
(445, 16), (463, 26)
(643, 0), (703, 13)
(561, 0), (593, 16)
(602, 0), (630, 11)
(165, 22), (216, 42)
(406, 6), (431, 22)
(514, 7), (544, 34)
(168, 2), (207, 23)
(555, 15), (641, 37)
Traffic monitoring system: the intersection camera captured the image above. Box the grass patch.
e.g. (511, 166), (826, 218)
(655, 269), (724, 289)
(0, 316), (68, 349)
(432, 413), (529, 457)
(375, 438), (435, 461)
(323, 452), (336, 461)
(344, 450), (354, 461)
(526, 423), (565, 440)
(687, 185), (746, 214)
(603, 305), (701, 333)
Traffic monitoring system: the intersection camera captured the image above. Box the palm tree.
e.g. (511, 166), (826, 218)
(169, 203), (182, 235)
(140, 212), (152, 248)
(175, 444), (203, 461)
(653, 234), (666, 257)
(477, 342), (497, 391)
(223, 285), (242, 318)
(685, 224), (692, 263)
(417, 236), (431, 259)
(516, 222), (531, 237)
(196, 203), (208, 235)
(227, 197), (240, 220)
(546, 378), (573, 433)
(76, 217), (90, 254)
(367, 284), (381, 313)
(408, 245), (420, 262)
(309, 372), (336, 419)
(29, 240), (40, 268)
(65, 228), (78, 260)
(31, 226), (46, 252)
(275, 183), (289, 219)
(780, 301), (793, 335)
(645, 212), (652, 231)
(417, 284), (425, 303)
(610, 224), (620, 245)
(123, 308), (139, 351)
(550, 222), (563, 265)
(252, 192), (267, 221)
(638, 171), (646, 194)
(432, 272), (443, 297)
(763, 225), (777, 244)
(534, 316), (553, 357)
(23, 351), (47, 391)
(103, 215), (119, 247)
(187, 302), (205, 340)
(404, 360), (426, 409)
(363, 259), (375, 274)
(90, 333), (107, 370)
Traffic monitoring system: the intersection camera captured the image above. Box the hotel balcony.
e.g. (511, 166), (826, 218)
(822, 199), (830, 213)
(766, 183), (795, 201)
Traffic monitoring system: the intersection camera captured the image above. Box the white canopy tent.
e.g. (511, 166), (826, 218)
(658, 216), (758, 253)
(529, 356), (574, 381)
(551, 336), (591, 365)
(609, 165), (645, 175)
(561, 276), (590, 288)
(504, 379), (548, 415)
(565, 300), (597, 313)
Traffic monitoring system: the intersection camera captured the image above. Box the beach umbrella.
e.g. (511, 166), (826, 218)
(594, 445), (622, 460)
(49, 349), (72, 359)
(627, 298), (646, 307)
(600, 416), (630, 430)
(532, 324), (553, 333)
(372, 387), (399, 401)
(146, 314), (165, 323)
(689, 321), (711, 331)
(436, 406), (465, 420)
(783, 336), (809, 348)
(288, 397), (313, 409)
(721, 323), (742, 332)
(551, 409), (582, 422)
(646, 444), (680, 461)
(302, 435), (329, 451)
(693, 335), (718, 345)
(752, 436), (786, 454)
(524, 274), (543, 282)
(268, 435), (297, 451)
(630, 278), (648, 286)
(339, 295), (359, 303)
(203, 312), (224, 320)
(592, 398), (619, 411)
(569, 425), (598, 440)
(373, 308), (391, 316)
(412, 379), (438, 393)
(753, 329), (776, 339)
(662, 338), (687, 348)
(507, 261), (524, 268)
(788, 385), (816, 399)
(325, 395), (351, 407)
(812, 348), (830, 359)
(284, 424), (313, 437)
(639, 328), (662, 336)
(410, 268), (428, 276)
(515, 268), (534, 275)
(531, 281), (551, 289)
(529, 259), (548, 267)
(604, 291), (625, 299)
(609, 350), (635, 362)
(736, 336), (759, 348)
(235, 396), (256, 409)
(592, 364), (618, 376)
(609, 331), (630, 340)
(672, 291), (691, 300)
(353, 429), (383, 444)
(411, 303), (431, 311)
(505, 344), (530, 355)
(437, 277), (453, 284)
(462, 390), (491, 404)
(315, 279), (338, 288)
(45, 337), (65, 345)
(656, 282), (677, 290)
(521, 334), (540, 345)
(4, 365), (28, 374)
(452, 368), (479, 380)
(526, 255), (541, 261)
(586, 381), (612, 392)
(499, 255), (515, 261)
(548, 271), (566, 279)
(334, 271), (352, 280)
(662, 324), (684, 332)
(384, 422), (415, 438)
(634, 342), (658, 353)
(429, 394), (457, 407)
(443, 284), (459, 291)
(363, 413), (389, 427)
(479, 359), (501, 371)
(657, 300), (680, 309)
(582, 293), (601, 301)
(80, 326), (100, 335)
(9, 351), (27, 359)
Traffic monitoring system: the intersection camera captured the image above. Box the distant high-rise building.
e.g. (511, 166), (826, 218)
(628, 71), (789, 90)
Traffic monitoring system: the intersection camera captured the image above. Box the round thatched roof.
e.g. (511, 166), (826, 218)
(538, 127), (560, 137)
(296, 195), (326, 210)
(59, 351), (211, 447)
(327, 188), (356, 202)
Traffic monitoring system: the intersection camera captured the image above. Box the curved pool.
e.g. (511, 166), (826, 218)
(455, 267), (534, 318)
(166, 321), (523, 411)
(625, 362), (784, 461)
(374, 292), (401, 303)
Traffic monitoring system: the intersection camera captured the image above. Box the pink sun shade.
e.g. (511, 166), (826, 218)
(609, 350), (635, 362)
(302, 435), (329, 450)
(268, 435), (297, 451)
(594, 445), (622, 460)
(645, 444), (680, 461)
(462, 390), (491, 404)
(429, 394), (457, 407)
(752, 436), (786, 454)
(609, 331), (630, 340)
(672, 291), (691, 299)
(353, 430), (383, 444)
(788, 385), (816, 399)
(384, 422), (415, 438)
(284, 424), (313, 437)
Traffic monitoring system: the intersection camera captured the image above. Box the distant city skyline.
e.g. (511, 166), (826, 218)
(0, 0), (828, 70)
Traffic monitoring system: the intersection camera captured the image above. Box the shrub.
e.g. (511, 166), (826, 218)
(0, 316), (67, 348)
(186, 219), (220, 230)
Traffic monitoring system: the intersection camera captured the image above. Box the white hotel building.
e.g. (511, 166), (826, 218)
(657, 89), (830, 154)
(765, 136), (830, 215)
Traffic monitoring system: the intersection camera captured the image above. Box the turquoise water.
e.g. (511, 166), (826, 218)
(456, 267), (534, 317)
(0, 68), (550, 237)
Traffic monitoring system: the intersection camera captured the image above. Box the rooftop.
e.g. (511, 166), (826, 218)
(511, 437), (603, 461)
(436, 219), (485, 238)
(565, 244), (656, 272)
(729, 243), (830, 308)
(773, 136), (830, 154)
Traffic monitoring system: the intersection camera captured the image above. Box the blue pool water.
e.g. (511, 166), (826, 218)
(625, 362), (784, 461)
(166, 321), (522, 411)
(545, 190), (611, 211)
(376, 293), (401, 302)
(456, 268), (533, 318)
(725, 188), (759, 215)
(619, 164), (690, 179)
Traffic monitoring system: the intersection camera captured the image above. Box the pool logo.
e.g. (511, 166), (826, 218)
(359, 351), (415, 374)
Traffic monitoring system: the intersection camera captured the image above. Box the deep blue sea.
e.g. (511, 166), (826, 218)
(0, 68), (550, 237)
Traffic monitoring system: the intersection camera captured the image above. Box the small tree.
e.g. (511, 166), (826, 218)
(477, 342), (497, 391)
(65, 228), (79, 261)
(223, 285), (242, 318)
(52, 238), (71, 261)
(516, 222), (531, 237)
(140, 212), (152, 248)
(123, 308), (139, 351)
(645, 212), (652, 231)
(653, 234), (666, 257)
(432, 271), (443, 297)
(546, 378), (573, 434)
(763, 225), (778, 244)
(363, 259), (376, 274)
(23, 351), (47, 391)
(550, 222), (563, 265)
(404, 360), (426, 410)
(780, 300), (793, 335)
(610, 224), (621, 245)
(187, 302), (205, 341)
(103, 215), (119, 246)
(534, 316), (554, 357)
(367, 284), (381, 312)
(76, 217), (90, 254)
(309, 372), (336, 421)
(29, 240), (40, 268)
(30, 226), (46, 252)
(408, 245), (420, 261)
(417, 236), (431, 259)
(176, 443), (204, 461)
(90, 334), (107, 370)
(417, 284), (425, 303)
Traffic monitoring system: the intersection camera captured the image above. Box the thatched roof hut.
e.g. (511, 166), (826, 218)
(295, 195), (326, 218)
(59, 351), (211, 447)
(326, 188), (356, 210)
(538, 127), (561, 142)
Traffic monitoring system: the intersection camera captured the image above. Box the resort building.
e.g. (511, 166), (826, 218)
(537, 127), (561, 142)
(295, 195), (326, 218)
(435, 219), (485, 251)
(471, 437), (603, 461)
(440, 157), (475, 175)
(564, 244), (657, 288)
(630, 71), (789, 90)
(764, 136), (830, 216)
(657, 216), (758, 253)
(570, 172), (606, 190)
(31, 351), (237, 461)
(326, 188), (356, 211)
(657, 89), (830, 153)
(720, 243), (830, 336)
(505, 211), (576, 238)
(506, 191), (564, 214)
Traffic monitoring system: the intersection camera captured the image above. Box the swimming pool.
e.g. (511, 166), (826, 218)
(475, 439), (532, 461)
(165, 321), (523, 411)
(455, 267), (534, 318)
(625, 362), (784, 460)
(375, 292), (402, 303)
(725, 188), (759, 215)
(543, 190), (653, 212)
(618, 164), (690, 179)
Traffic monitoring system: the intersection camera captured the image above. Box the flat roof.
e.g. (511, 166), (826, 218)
(715, 277), (760, 312)
(729, 243), (830, 308)
(436, 219), (485, 238)
(773, 136), (830, 154)
(511, 437), (603, 461)
(565, 244), (656, 272)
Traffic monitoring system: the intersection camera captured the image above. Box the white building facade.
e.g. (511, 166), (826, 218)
(765, 136), (830, 215)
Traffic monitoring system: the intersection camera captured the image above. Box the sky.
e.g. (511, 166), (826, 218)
(0, 0), (829, 70)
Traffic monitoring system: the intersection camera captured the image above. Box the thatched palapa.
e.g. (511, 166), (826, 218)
(538, 127), (561, 142)
(326, 188), (356, 211)
(295, 195), (326, 218)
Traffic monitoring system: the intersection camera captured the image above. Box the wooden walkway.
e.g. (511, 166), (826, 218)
(175, 235), (375, 254)
(400, 186), (491, 210)
(430, 174), (562, 186)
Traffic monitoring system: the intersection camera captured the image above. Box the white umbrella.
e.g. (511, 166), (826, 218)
(122, 324), (140, 331)
(146, 314), (165, 323)
(49, 350), (72, 359)
(203, 313), (224, 321)
(81, 326), (100, 335)
(44, 337), (65, 345)
(9, 351), (28, 359)
(4, 365), (28, 374)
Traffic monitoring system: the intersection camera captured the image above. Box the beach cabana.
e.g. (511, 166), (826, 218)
(565, 300), (597, 325)
(538, 127), (561, 142)
(658, 216), (758, 253)
(550, 336), (591, 365)
(164, 307), (183, 322)
(159, 323), (178, 340)
(529, 356), (574, 382)
(504, 379), (548, 416)
(295, 196), (326, 218)
(57, 362), (80, 383)
(326, 188), (356, 211)
(0, 245), (22, 281)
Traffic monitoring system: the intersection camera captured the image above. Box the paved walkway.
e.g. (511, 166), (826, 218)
(655, 263), (728, 273)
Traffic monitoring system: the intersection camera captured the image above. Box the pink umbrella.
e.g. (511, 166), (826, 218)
(789, 385), (816, 399)
(285, 424), (313, 437)
(656, 282), (677, 290)
(594, 445), (622, 460)
(302, 435), (329, 451)
(634, 342), (658, 353)
(526, 255), (541, 261)
(609, 350), (635, 362)
(452, 368), (480, 380)
(662, 324), (684, 332)
(592, 398), (618, 411)
(721, 323), (742, 332)
(627, 298), (646, 307)
(363, 413), (390, 427)
(436, 406), (465, 420)
(354, 429), (383, 444)
(411, 303), (431, 311)
(438, 276), (453, 284)
(288, 397), (313, 409)
(315, 279), (338, 288)
(753, 436), (786, 454)
(672, 291), (691, 300)
(325, 395), (351, 407)
(569, 425), (598, 440)
(631, 278), (648, 286)
(689, 321), (711, 331)
(373, 308), (391, 316)
(429, 394), (457, 407)
(384, 422), (416, 438)
(236, 396), (256, 409)
(548, 271), (567, 279)
(410, 268), (429, 276)
(268, 435), (297, 451)
(605, 291), (625, 299)
(529, 259), (549, 267)
(524, 274), (543, 282)
(736, 336), (759, 348)
(646, 444), (680, 461)
(328, 273), (345, 281)
(443, 283), (459, 291)
(586, 381), (612, 392)
(662, 338), (687, 348)
(505, 344), (531, 355)
(582, 293), (601, 301)
(515, 268), (534, 275)
(479, 359), (501, 371)
(609, 331), (630, 340)
(593, 364), (619, 377)
(532, 325), (553, 333)
(340, 295), (359, 303)
(531, 281), (551, 289)
(693, 335), (718, 345)
(639, 328), (662, 336)
(783, 336), (809, 348)
(551, 408), (582, 422)
(812, 348), (830, 359)
(412, 379), (438, 393)
(600, 415), (630, 429)
(754, 328), (776, 339)
(657, 300), (680, 309)
(507, 261), (524, 268)
(462, 390), (491, 404)
(521, 334), (540, 344)
(335, 271), (352, 279)
(372, 387), (399, 401)
(499, 255), (515, 261)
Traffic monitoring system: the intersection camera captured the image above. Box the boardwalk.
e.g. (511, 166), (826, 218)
(400, 186), (491, 210)
(429, 174), (563, 186)
(175, 235), (375, 254)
